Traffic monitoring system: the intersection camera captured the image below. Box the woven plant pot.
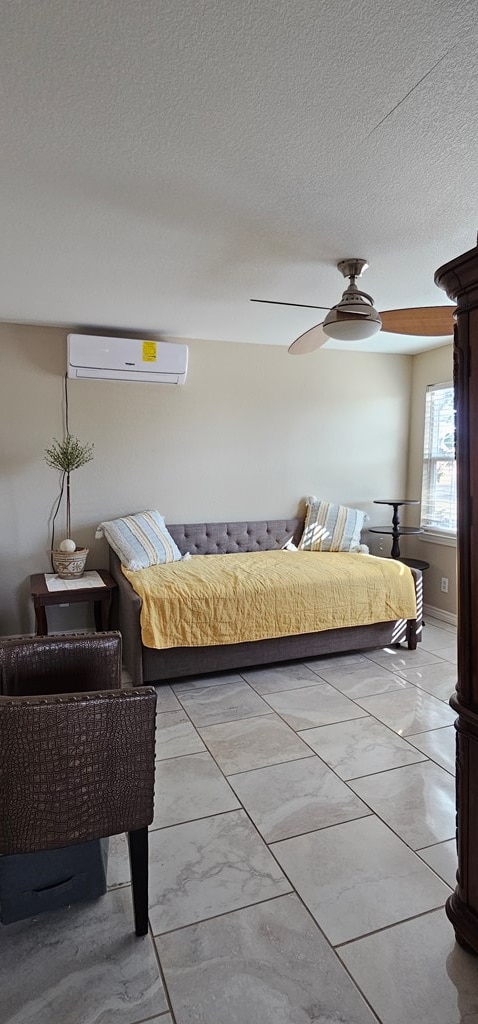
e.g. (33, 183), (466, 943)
(51, 547), (89, 579)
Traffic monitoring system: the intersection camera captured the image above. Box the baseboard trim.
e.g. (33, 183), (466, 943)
(423, 603), (457, 627)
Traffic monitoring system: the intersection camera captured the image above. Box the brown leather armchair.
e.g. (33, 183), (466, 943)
(0, 632), (156, 936)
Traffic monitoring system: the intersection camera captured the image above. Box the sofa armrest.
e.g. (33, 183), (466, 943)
(109, 550), (144, 685)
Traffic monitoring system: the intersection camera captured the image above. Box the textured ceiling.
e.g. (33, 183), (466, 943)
(2, 0), (477, 353)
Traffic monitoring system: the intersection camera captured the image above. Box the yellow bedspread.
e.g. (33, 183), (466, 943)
(122, 550), (417, 650)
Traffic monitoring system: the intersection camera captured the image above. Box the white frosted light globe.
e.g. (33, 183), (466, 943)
(59, 538), (77, 552)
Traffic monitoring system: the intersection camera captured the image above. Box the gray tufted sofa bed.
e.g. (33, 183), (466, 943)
(109, 518), (422, 686)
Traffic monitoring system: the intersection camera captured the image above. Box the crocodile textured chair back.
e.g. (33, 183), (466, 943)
(0, 687), (156, 935)
(0, 632), (156, 936)
(0, 631), (122, 696)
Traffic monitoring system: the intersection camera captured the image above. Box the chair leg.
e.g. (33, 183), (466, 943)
(127, 827), (149, 937)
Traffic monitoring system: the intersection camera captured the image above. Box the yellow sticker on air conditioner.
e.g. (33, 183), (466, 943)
(142, 341), (157, 362)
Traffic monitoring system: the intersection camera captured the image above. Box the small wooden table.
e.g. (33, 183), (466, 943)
(30, 571), (117, 636)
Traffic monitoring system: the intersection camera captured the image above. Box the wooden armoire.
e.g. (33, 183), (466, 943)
(435, 242), (478, 954)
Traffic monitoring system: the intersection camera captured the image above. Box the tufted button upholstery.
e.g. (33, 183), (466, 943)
(167, 519), (304, 557)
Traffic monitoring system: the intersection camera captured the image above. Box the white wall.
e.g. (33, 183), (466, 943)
(0, 323), (413, 634)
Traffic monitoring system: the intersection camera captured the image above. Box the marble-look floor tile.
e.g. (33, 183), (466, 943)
(240, 661), (323, 694)
(339, 908), (478, 1024)
(271, 816), (449, 945)
(307, 654), (411, 698)
(172, 671), (245, 694)
(154, 684), (182, 712)
(407, 726), (456, 774)
(198, 714), (313, 774)
(355, 687), (456, 736)
(306, 652), (371, 675)
(156, 894), (377, 1024)
(418, 839), (458, 889)
(423, 616), (456, 634)
(157, 706), (188, 722)
(364, 645), (443, 671)
(419, 624), (458, 653)
(177, 681), (270, 726)
(434, 644), (458, 664)
(148, 810), (291, 935)
(107, 832), (131, 888)
(299, 716), (427, 780)
(228, 756), (370, 842)
(392, 660), (457, 702)
(0, 887), (167, 1024)
(313, 664), (411, 699)
(131, 1017), (172, 1023)
(135, 1016), (172, 1023)
(152, 751), (240, 829)
(262, 682), (368, 730)
(156, 710), (206, 760)
(349, 761), (456, 849)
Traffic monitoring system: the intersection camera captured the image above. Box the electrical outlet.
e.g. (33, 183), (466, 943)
(441, 577), (449, 593)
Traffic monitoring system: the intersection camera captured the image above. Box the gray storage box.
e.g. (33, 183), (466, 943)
(0, 838), (109, 924)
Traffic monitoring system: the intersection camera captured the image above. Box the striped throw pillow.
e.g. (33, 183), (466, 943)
(299, 497), (365, 552)
(97, 510), (182, 570)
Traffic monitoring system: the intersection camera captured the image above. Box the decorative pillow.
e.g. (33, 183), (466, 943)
(96, 510), (182, 570)
(299, 497), (365, 552)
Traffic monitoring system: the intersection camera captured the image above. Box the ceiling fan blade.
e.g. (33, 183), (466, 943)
(251, 298), (330, 311)
(380, 306), (455, 337)
(288, 322), (328, 355)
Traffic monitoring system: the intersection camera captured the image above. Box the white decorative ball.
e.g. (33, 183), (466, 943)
(59, 538), (77, 552)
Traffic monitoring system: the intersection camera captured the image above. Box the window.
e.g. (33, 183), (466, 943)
(420, 382), (456, 536)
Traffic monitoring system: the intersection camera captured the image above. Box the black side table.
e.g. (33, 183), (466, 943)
(368, 499), (423, 559)
(399, 556), (430, 573)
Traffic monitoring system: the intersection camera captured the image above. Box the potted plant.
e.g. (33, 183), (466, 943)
(45, 434), (94, 578)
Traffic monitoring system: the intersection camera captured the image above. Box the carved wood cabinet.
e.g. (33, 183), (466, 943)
(435, 242), (478, 954)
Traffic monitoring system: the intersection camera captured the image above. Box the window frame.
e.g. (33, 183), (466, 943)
(419, 381), (456, 544)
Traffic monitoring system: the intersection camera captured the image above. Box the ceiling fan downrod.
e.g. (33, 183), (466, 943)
(334, 259), (377, 313)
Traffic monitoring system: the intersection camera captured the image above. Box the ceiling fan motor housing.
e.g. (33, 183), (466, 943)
(323, 260), (382, 339)
(336, 284), (378, 316)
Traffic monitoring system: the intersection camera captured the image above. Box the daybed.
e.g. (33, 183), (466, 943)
(109, 518), (422, 687)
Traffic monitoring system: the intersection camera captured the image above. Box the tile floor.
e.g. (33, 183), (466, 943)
(2, 617), (478, 1024)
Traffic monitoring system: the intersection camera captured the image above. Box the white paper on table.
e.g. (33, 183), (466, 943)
(44, 571), (106, 592)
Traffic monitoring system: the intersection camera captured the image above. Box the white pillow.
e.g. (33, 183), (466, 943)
(97, 510), (182, 570)
(299, 497), (365, 552)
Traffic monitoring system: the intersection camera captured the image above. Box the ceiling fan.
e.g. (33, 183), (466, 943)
(251, 258), (455, 355)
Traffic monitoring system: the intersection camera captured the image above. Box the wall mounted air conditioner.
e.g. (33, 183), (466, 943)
(67, 334), (188, 384)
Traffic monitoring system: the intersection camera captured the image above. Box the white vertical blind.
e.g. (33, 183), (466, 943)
(420, 382), (456, 533)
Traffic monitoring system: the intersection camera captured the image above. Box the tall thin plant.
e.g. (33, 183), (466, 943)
(45, 434), (94, 541)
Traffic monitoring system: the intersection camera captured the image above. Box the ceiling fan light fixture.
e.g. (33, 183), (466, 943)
(256, 257), (455, 354)
(324, 262), (382, 339)
(322, 308), (382, 341)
